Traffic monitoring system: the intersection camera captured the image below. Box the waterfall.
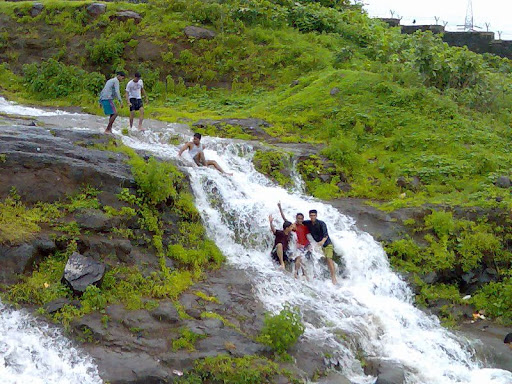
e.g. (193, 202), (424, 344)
(1, 96), (511, 384)
(0, 302), (101, 384)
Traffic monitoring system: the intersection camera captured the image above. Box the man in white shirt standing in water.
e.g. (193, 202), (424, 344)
(125, 72), (148, 132)
(178, 133), (233, 175)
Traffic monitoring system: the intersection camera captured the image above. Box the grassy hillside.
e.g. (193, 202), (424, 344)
(1, 0), (512, 324)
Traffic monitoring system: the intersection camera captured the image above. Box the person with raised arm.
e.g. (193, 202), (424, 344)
(178, 133), (233, 175)
(278, 202), (310, 279)
(269, 214), (295, 270)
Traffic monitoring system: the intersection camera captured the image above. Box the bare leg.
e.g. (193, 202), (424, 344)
(294, 256), (302, 278)
(276, 243), (285, 270)
(206, 160), (233, 176)
(326, 258), (338, 285)
(105, 113), (118, 133)
(129, 111), (134, 128)
(138, 107), (145, 131)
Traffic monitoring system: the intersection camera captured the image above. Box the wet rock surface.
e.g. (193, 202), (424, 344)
(62, 252), (106, 293)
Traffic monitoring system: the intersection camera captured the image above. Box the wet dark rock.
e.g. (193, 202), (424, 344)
(0, 236), (56, 284)
(396, 176), (408, 188)
(193, 118), (272, 140)
(44, 298), (72, 314)
(365, 358), (406, 384)
(86, 3), (106, 16)
(30, 3), (44, 17)
(109, 10), (142, 24)
(420, 271), (439, 285)
(150, 301), (180, 324)
(330, 87), (340, 96)
(317, 371), (352, 384)
(75, 209), (112, 231)
(336, 181), (352, 193)
(184, 25), (216, 40)
(290, 80), (300, 87)
(62, 252), (106, 294)
(0, 127), (133, 203)
(495, 176), (511, 188)
(461, 267), (499, 294)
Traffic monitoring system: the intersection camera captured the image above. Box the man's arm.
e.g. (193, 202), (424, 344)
(141, 86), (148, 102)
(318, 221), (329, 246)
(277, 202), (288, 222)
(125, 89), (130, 105)
(269, 214), (276, 234)
(178, 142), (191, 156)
(114, 80), (123, 104)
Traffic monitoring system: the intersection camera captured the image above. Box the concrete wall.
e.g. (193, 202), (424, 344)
(376, 18), (512, 59)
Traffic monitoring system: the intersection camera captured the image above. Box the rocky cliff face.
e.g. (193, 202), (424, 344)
(0, 122), (341, 383)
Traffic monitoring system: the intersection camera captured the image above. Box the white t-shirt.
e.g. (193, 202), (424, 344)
(126, 79), (144, 99)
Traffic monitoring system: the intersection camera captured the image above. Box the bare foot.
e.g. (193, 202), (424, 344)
(278, 265), (286, 271)
(138, 127), (146, 132)
(332, 278), (338, 285)
(225, 172), (233, 176)
(104, 129), (113, 135)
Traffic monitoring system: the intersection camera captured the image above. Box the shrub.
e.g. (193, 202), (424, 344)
(23, 59), (104, 99)
(191, 355), (281, 384)
(258, 304), (305, 354)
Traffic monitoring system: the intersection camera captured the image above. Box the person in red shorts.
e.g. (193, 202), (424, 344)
(278, 202), (311, 279)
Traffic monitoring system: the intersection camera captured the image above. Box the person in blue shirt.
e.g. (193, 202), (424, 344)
(99, 71), (125, 134)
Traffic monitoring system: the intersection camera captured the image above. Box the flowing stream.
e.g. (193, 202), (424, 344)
(1, 97), (512, 384)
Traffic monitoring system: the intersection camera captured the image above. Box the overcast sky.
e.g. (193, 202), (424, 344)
(362, 0), (512, 40)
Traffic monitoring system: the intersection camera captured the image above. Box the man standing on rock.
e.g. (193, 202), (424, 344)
(99, 71), (125, 134)
(304, 209), (337, 285)
(125, 72), (148, 132)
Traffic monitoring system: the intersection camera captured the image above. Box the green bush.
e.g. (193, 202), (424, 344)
(23, 59), (104, 99)
(258, 304), (305, 354)
(190, 355), (281, 384)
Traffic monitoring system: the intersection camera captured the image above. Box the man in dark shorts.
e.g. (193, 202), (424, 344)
(125, 72), (148, 131)
(278, 202), (311, 278)
(304, 209), (337, 285)
(99, 71), (125, 134)
(269, 214), (295, 270)
(178, 133), (233, 175)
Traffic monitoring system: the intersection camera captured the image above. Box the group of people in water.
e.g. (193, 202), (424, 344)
(271, 203), (338, 285)
(99, 71), (148, 134)
(98, 72), (337, 283)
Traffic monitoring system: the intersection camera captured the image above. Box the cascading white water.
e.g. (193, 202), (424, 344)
(0, 302), (102, 384)
(1, 97), (511, 384)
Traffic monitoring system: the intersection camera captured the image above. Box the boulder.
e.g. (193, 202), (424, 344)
(330, 87), (340, 96)
(495, 176), (511, 188)
(184, 25), (216, 40)
(109, 10), (142, 24)
(192, 118), (271, 140)
(75, 208), (112, 231)
(317, 371), (352, 384)
(290, 80), (300, 87)
(30, 2), (44, 17)
(62, 252), (106, 293)
(86, 3), (106, 17)
(150, 301), (180, 324)
(365, 358), (406, 384)
(44, 298), (72, 314)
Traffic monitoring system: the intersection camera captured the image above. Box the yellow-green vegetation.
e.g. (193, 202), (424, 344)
(0, 190), (62, 244)
(177, 355), (292, 384)
(201, 311), (240, 331)
(257, 304), (305, 355)
(385, 209), (512, 324)
(172, 327), (206, 351)
(3, 144), (224, 327)
(253, 150), (293, 188)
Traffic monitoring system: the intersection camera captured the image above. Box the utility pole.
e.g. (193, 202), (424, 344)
(457, 0), (480, 31)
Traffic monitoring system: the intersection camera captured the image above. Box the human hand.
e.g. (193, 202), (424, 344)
(269, 214), (273, 222)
